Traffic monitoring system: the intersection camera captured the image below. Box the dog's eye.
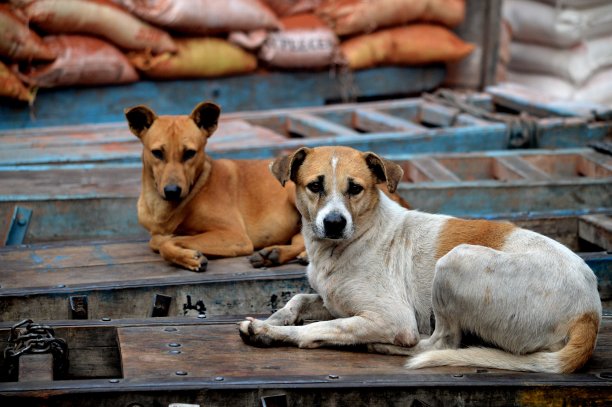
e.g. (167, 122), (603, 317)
(182, 149), (197, 161)
(306, 181), (322, 193)
(348, 182), (363, 196)
(151, 149), (164, 160)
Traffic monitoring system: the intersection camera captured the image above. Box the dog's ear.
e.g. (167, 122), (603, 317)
(363, 152), (404, 193)
(190, 102), (221, 136)
(124, 105), (157, 139)
(270, 147), (310, 187)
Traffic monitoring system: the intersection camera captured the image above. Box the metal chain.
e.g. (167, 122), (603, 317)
(3, 319), (69, 380)
(423, 88), (541, 149)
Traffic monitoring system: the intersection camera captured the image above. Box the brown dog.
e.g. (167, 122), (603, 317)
(125, 101), (306, 271)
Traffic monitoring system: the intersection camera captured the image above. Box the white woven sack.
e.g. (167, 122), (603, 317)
(504, 0), (612, 47)
(507, 69), (612, 106)
(508, 34), (612, 85)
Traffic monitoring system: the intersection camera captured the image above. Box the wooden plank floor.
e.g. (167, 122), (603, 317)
(0, 316), (610, 406)
(117, 319), (612, 380)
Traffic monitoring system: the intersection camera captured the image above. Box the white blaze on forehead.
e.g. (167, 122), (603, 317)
(313, 153), (354, 238)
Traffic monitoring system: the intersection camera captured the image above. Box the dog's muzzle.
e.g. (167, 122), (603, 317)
(323, 212), (347, 239)
(163, 184), (182, 201)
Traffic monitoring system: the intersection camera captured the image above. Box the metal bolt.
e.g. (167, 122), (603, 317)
(214, 376), (224, 381)
(109, 379), (120, 383)
(168, 350), (182, 355)
(56, 284), (66, 288)
(175, 371), (188, 376)
(328, 374), (339, 379)
(197, 314), (206, 319)
(16, 216), (27, 226)
(101, 317), (111, 322)
(164, 327), (178, 332)
(168, 342), (181, 347)
(452, 374), (463, 378)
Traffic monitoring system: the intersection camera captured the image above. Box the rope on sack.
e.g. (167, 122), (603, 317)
(422, 89), (541, 149)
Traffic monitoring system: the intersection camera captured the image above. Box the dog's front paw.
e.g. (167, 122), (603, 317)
(238, 317), (278, 347)
(296, 251), (309, 265)
(178, 250), (208, 272)
(266, 308), (303, 326)
(248, 248), (281, 268)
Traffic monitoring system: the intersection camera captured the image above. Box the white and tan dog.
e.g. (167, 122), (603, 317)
(239, 146), (602, 373)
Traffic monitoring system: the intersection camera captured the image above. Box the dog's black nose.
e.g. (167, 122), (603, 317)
(163, 184), (182, 201)
(323, 212), (347, 239)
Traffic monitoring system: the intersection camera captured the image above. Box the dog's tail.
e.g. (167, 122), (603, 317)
(405, 312), (600, 373)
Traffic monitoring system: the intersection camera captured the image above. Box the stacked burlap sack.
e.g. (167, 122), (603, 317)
(1, 0), (474, 104)
(503, 0), (612, 106)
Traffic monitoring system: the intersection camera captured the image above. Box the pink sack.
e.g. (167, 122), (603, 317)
(259, 14), (339, 69)
(13, 0), (176, 54)
(22, 35), (139, 88)
(0, 5), (56, 61)
(113, 0), (280, 34)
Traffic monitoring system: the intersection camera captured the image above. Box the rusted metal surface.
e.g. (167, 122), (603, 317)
(0, 317), (610, 405)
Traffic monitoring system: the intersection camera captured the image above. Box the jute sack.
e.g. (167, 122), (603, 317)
(504, 0), (612, 48)
(259, 14), (339, 69)
(0, 5), (56, 61)
(129, 38), (258, 79)
(317, 0), (465, 36)
(0, 60), (33, 102)
(341, 24), (474, 70)
(112, 0), (279, 34)
(12, 0), (176, 53)
(508, 34), (612, 85)
(22, 35), (139, 88)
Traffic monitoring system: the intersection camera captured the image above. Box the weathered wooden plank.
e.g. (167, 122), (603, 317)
(486, 84), (612, 118)
(352, 108), (427, 133)
(495, 156), (551, 181)
(0, 149), (609, 243)
(579, 215), (612, 251)
(1, 318), (610, 407)
(0, 67), (447, 130)
(406, 158), (461, 182)
(0, 237), (609, 322)
(285, 113), (359, 138)
(18, 354), (53, 382)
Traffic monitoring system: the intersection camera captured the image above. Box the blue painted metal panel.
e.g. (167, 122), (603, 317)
(0, 66), (446, 130)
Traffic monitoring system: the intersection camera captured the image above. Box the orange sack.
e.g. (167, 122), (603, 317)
(0, 61), (33, 102)
(0, 5), (56, 61)
(259, 14), (339, 69)
(263, 0), (320, 16)
(341, 24), (475, 70)
(12, 0), (176, 54)
(129, 38), (258, 79)
(317, 0), (465, 36)
(22, 35), (139, 88)
(112, 0), (280, 34)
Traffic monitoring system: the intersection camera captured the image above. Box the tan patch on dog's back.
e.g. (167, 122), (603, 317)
(435, 218), (516, 260)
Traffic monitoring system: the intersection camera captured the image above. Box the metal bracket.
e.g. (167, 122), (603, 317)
(4, 206), (33, 246)
(151, 294), (172, 317)
(70, 295), (89, 320)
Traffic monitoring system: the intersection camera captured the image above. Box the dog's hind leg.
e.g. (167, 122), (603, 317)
(265, 294), (333, 326)
(249, 233), (306, 267)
